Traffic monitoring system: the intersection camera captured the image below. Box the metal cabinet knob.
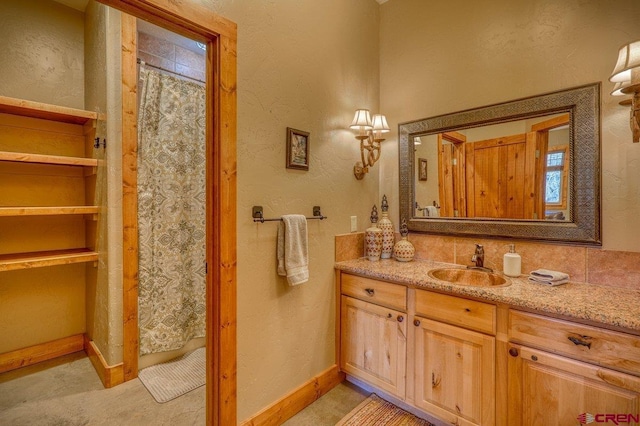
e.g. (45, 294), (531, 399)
(509, 348), (519, 357)
(413, 319), (421, 327)
(397, 315), (404, 323)
(365, 288), (375, 296)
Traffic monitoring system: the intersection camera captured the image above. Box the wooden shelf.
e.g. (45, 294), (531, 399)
(0, 151), (98, 167)
(0, 249), (99, 272)
(0, 206), (100, 217)
(0, 95), (99, 125)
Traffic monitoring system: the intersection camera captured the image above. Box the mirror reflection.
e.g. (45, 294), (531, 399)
(413, 113), (570, 221)
(398, 83), (600, 245)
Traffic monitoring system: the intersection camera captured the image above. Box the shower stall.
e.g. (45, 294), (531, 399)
(135, 21), (207, 366)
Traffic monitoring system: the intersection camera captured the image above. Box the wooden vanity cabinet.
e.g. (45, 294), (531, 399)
(338, 271), (640, 426)
(339, 273), (496, 425)
(413, 290), (496, 426)
(340, 274), (408, 397)
(507, 310), (640, 426)
(507, 344), (640, 425)
(340, 295), (407, 398)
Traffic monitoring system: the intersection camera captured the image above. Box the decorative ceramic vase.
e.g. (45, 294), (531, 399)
(364, 205), (383, 262)
(378, 194), (394, 259)
(393, 219), (415, 262)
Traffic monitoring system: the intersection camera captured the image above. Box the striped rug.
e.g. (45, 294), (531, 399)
(337, 394), (435, 426)
(138, 347), (205, 403)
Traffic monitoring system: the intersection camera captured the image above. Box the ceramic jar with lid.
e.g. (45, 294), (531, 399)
(364, 205), (383, 261)
(393, 219), (415, 262)
(378, 194), (395, 259)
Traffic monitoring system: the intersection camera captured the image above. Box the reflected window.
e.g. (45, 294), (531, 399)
(545, 146), (569, 209)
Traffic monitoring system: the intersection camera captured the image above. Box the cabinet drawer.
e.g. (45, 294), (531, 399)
(415, 290), (496, 335)
(509, 310), (640, 376)
(341, 274), (407, 311)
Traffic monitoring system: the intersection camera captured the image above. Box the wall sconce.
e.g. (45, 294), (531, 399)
(349, 109), (389, 179)
(609, 40), (640, 143)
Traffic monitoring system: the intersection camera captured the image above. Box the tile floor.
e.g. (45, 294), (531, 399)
(0, 353), (369, 425)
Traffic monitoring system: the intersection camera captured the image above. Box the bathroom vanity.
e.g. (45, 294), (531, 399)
(335, 258), (640, 426)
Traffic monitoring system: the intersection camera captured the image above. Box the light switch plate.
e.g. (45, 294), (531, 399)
(350, 216), (357, 232)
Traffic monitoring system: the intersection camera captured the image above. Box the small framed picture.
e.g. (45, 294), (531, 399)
(418, 158), (428, 181)
(286, 127), (310, 170)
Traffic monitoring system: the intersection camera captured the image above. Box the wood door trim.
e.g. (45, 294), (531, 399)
(96, 2), (237, 424)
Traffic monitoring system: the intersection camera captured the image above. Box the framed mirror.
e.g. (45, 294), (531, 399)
(399, 83), (601, 245)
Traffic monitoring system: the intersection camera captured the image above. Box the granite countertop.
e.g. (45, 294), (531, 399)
(335, 257), (640, 333)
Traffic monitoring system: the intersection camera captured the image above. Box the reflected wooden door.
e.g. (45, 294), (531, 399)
(437, 132), (467, 217)
(465, 132), (541, 219)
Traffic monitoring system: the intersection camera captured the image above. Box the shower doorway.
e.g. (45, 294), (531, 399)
(98, 1), (237, 423)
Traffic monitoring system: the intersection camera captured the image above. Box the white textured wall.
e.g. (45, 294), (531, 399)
(379, 0), (640, 252)
(0, 0), (84, 109)
(197, 0), (381, 420)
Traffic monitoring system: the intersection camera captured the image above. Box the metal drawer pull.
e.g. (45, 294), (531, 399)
(365, 288), (375, 296)
(414, 319), (421, 327)
(568, 335), (592, 349)
(397, 315), (404, 322)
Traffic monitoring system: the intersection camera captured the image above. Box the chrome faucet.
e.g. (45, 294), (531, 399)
(471, 244), (484, 267)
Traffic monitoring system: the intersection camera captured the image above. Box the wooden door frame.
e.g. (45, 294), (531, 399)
(436, 131), (466, 217)
(96, 1), (237, 424)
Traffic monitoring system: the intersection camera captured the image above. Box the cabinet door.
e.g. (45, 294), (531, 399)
(508, 344), (640, 426)
(413, 317), (495, 426)
(340, 295), (407, 398)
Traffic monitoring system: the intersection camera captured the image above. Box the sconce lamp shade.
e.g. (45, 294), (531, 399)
(414, 137), (422, 145)
(611, 81), (631, 96)
(610, 40), (640, 83)
(371, 114), (390, 133)
(350, 109), (373, 130)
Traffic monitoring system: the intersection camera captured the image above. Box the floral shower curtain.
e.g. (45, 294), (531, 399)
(137, 65), (206, 355)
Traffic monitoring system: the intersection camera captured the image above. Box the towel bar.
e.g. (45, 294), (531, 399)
(252, 205), (327, 223)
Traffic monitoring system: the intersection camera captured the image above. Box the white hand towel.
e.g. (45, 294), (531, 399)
(425, 205), (439, 217)
(276, 215), (309, 286)
(529, 269), (569, 286)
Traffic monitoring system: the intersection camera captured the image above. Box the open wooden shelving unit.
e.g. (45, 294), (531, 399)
(0, 95), (101, 373)
(0, 151), (98, 167)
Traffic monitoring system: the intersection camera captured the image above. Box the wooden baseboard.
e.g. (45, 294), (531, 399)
(240, 365), (345, 426)
(83, 336), (124, 388)
(0, 334), (84, 374)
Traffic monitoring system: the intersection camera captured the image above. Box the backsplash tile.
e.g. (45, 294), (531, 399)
(410, 234), (455, 263)
(454, 239), (586, 282)
(335, 233), (364, 262)
(336, 232), (640, 290)
(587, 249), (640, 289)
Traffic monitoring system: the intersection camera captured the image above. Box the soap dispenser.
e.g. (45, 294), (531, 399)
(503, 244), (521, 277)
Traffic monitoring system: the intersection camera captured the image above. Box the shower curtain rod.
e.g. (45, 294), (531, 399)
(137, 58), (205, 84)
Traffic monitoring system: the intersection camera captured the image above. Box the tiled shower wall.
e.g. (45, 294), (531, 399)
(137, 31), (205, 82)
(335, 232), (640, 290)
